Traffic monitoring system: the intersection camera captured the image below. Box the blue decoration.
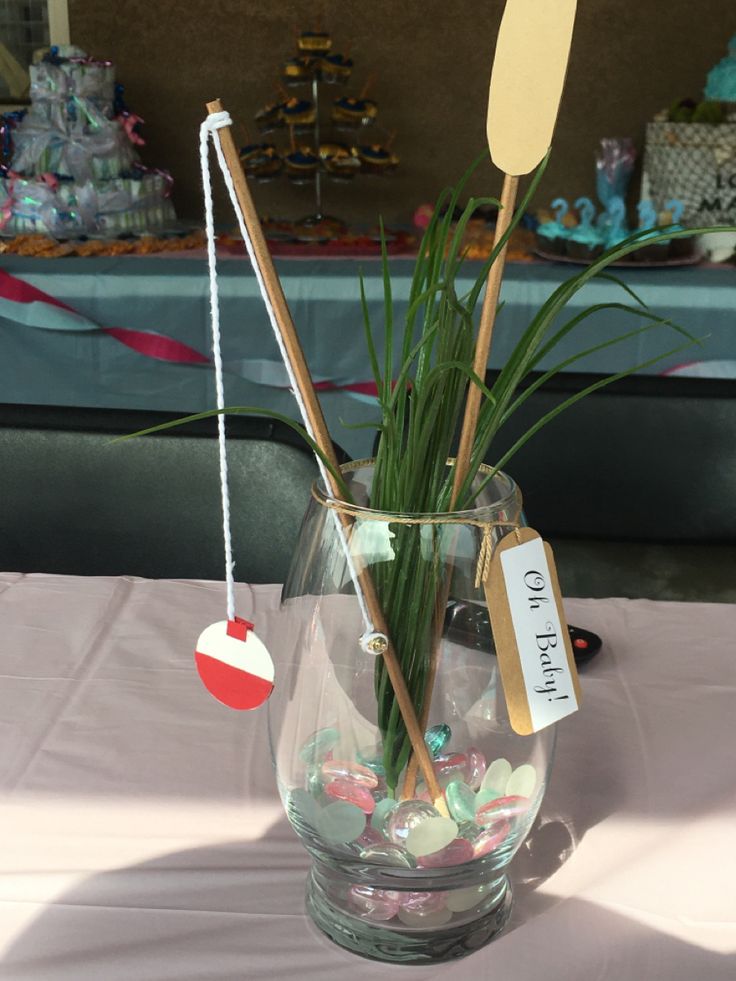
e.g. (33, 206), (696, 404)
(596, 138), (636, 208)
(1, 110), (27, 161)
(536, 197), (570, 243)
(664, 198), (685, 229)
(569, 196), (603, 248)
(637, 200), (658, 230)
(599, 196), (629, 249)
(704, 34), (736, 102)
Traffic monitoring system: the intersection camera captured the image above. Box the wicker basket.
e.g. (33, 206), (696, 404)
(642, 121), (736, 224)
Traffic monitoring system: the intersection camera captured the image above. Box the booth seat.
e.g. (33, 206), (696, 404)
(0, 372), (734, 600)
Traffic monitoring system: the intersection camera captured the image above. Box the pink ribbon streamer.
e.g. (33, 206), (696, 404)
(0, 268), (209, 364)
(119, 113), (146, 147)
(0, 268), (380, 389)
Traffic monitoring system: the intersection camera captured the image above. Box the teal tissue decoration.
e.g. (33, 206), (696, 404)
(704, 35), (736, 102)
(595, 137), (636, 207)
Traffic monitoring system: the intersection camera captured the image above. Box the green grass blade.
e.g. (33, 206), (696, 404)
(112, 406), (352, 501)
(358, 270), (385, 402)
(528, 301), (697, 371)
(469, 339), (698, 505)
(379, 217), (394, 405)
(501, 319), (702, 425)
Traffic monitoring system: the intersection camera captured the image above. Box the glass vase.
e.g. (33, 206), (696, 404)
(269, 462), (556, 963)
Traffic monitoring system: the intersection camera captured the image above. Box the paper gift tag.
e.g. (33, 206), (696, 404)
(195, 617), (274, 710)
(485, 527), (581, 735)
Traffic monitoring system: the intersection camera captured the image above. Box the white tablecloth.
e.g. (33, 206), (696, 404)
(0, 573), (734, 980)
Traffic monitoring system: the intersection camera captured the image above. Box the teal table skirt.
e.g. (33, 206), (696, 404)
(1, 254), (734, 457)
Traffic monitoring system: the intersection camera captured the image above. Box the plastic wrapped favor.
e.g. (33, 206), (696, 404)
(0, 172), (175, 237)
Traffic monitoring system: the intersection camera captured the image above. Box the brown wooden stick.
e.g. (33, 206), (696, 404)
(451, 172), (519, 507)
(401, 0), (578, 801)
(401, 173), (519, 800)
(205, 99), (446, 812)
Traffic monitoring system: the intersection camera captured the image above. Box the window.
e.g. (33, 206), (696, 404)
(0, 0), (69, 106)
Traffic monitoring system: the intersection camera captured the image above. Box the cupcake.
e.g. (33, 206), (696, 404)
(332, 96), (378, 127)
(321, 53), (353, 84)
(534, 197), (571, 256)
(240, 143), (282, 181)
(279, 97), (315, 128)
(254, 100), (284, 133)
(632, 200), (670, 262)
(284, 146), (319, 182)
(661, 198), (692, 259)
(283, 56), (314, 84)
(566, 197), (604, 260)
(320, 142), (360, 180)
(566, 223), (604, 261)
(535, 219), (568, 255)
(356, 143), (398, 174)
(298, 31), (332, 55)
(633, 231), (670, 262)
(598, 196), (630, 252)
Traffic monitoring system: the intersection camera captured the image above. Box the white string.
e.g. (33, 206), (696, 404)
(199, 112), (380, 649)
(200, 111), (236, 621)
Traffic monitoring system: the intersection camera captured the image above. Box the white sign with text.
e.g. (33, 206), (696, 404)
(499, 536), (579, 731)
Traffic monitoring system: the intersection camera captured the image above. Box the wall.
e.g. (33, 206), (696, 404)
(68, 0), (735, 227)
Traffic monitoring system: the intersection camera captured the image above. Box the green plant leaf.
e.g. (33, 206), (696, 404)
(469, 338), (699, 504)
(502, 318), (702, 426)
(112, 406), (352, 501)
(528, 301), (697, 372)
(358, 270), (384, 404)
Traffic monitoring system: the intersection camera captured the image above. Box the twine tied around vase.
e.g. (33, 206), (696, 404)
(312, 486), (521, 591)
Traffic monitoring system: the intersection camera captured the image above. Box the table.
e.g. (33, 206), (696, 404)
(1, 572), (734, 980)
(2, 254), (735, 458)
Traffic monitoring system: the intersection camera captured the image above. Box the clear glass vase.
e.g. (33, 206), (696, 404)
(269, 462), (556, 963)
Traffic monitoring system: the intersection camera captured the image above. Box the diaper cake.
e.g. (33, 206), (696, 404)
(641, 33), (736, 227)
(0, 46), (176, 238)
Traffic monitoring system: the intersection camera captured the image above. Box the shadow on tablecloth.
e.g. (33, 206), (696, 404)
(3, 816), (731, 981)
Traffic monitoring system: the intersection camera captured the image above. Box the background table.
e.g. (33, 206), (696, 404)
(2, 254), (735, 458)
(1, 573), (733, 980)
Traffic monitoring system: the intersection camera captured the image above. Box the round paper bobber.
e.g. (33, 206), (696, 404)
(195, 618), (274, 710)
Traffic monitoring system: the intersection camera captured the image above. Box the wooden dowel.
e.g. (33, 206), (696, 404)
(451, 172), (519, 506)
(205, 100), (446, 812)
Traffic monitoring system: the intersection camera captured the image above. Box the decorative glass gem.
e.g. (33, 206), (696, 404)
(472, 820), (511, 856)
(445, 780), (477, 824)
(417, 836), (474, 867)
(359, 842), (416, 867)
(445, 882), (493, 913)
(386, 800), (438, 845)
(474, 787), (503, 812)
(371, 796), (399, 834)
(465, 746), (487, 790)
(288, 788), (322, 829)
(398, 891), (447, 913)
(424, 723), (451, 757)
(357, 746), (386, 777)
(397, 906), (453, 927)
(324, 778), (376, 814)
(305, 764), (323, 797)
(405, 816), (459, 858)
(347, 884), (400, 921)
(299, 726), (339, 763)
(506, 763), (537, 798)
(357, 825), (384, 846)
(481, 757), (512, 793)
(457, 820), (481, 842)
(321, 759), (379, 789)
(433, 753), (468, 783)
(475, 794), (529, 827)
(317, 800), (366, 843)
